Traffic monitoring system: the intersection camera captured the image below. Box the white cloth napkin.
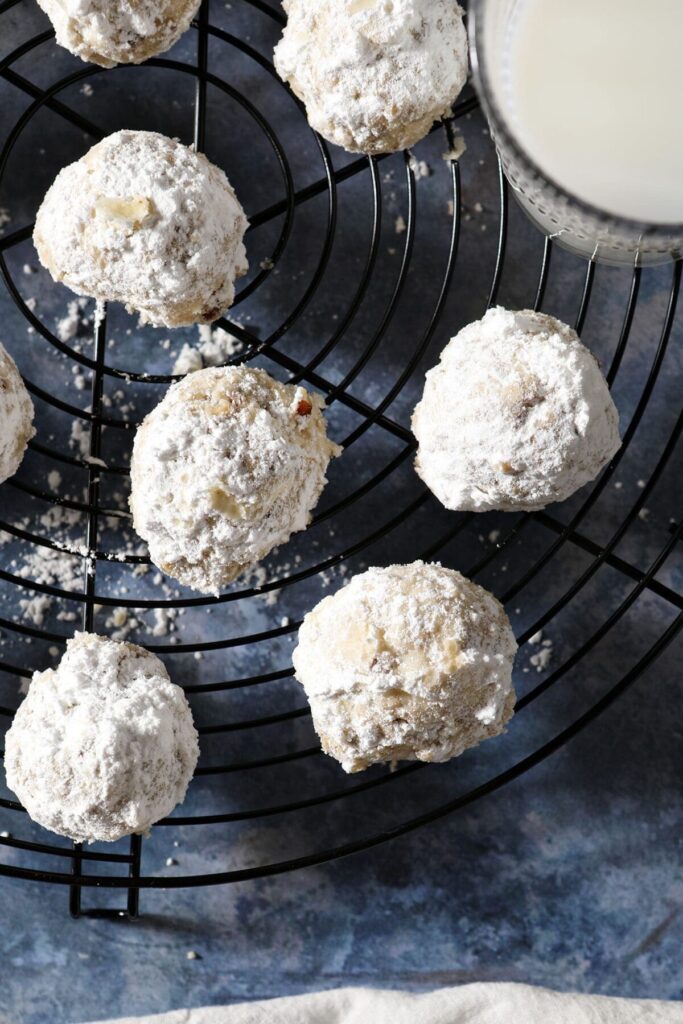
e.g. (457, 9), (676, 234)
(91, 983), (683, 1024)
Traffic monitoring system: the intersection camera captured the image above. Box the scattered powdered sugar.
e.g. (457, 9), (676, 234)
(442, 132), (467, 162)
(293, 561), (517, 773)
(526, 629), (554, 673)
(274, 0), (468, 154)
(151, 608), (178, 637)
(530, 642), (553, 673)
(0, 341), (35, 485)
(130, 366), (341, 594)
(172, 344), (203, 376)
(70, 419), (91, 457)
(172, 324), (244, 375)
(408, 156), (432, 180)
(19, 594), (53, 627)
(1, 433), (190, 637)
(34, 130), (248, 328)
(4, 632), (199, 843)
(195, 324), (243, 364)
(39, 503), (82, 535)
(413, 308), (622, 513)
(36, 0), (202, 68)
(104, 607), (140, 642)
(56, 298), (89, 343)
(10, 544), (82, 628)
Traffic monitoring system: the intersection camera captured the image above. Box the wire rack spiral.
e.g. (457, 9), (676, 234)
(0, 0), (681, 920)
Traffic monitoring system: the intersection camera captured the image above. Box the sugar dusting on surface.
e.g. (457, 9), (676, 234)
(172, 325), (244, 375)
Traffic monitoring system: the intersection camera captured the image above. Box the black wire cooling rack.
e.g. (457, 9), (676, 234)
(0, 0), (681, 920)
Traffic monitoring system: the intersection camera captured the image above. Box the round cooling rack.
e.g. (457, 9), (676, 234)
(0, 0), (681, 920)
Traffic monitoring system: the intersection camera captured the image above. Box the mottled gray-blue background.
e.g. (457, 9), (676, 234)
(0, 2), (681, 1022)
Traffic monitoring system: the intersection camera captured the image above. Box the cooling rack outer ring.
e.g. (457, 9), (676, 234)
(0, 0), (680, 918)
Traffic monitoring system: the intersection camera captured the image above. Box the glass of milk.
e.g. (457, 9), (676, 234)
(468, 0), (683, 265)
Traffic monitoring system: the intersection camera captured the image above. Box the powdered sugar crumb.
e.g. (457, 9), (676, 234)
(172, 324), (244, 375)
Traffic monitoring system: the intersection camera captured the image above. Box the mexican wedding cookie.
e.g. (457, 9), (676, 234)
(36, 0), (201, 68)
(33, 130), (248, 328)
(412, 308), (621, 512)
(293, 562), (517, 773)
(0, 342), (34, 484)
(130, 367), (341, 594)
(273, 0), (469, 155)
(4, 633), (199, 843)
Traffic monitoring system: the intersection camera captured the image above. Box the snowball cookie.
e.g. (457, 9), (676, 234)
(4, 633), (199, 843)
(33, 130), (248, 328)
(130, 366), (341, 594)
(273, 0), (469, 155)
(0, 342), (34, 485)
(412, 308), (621, 513)
(36, 0), (201, 68)
(293, 561), (517, 773)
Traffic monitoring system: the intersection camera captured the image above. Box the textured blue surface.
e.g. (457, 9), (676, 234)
(0, 3), (681, 1023)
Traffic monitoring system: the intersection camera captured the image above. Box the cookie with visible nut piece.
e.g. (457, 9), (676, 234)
(130, 366), (341, 594)
(293, 561), (517, 773)
(412, 308), (621, 512)
(34, 130), (248, 328)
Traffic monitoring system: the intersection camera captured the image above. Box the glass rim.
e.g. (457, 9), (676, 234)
(467, 0), (683, 239)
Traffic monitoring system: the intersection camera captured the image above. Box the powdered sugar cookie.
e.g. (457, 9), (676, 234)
(34, 130), (248, 328)
(37, 0), (202, 68)
(0, 341), (34, 484)
(130, 366), (341, 594)
(274, 0), (468, 154)
(293, 561), (517, 773)
(4, 633), (199, 843)
(412, 308), (621, 512)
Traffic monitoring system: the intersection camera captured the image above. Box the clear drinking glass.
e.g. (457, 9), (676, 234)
(468, 0), (683, 266)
